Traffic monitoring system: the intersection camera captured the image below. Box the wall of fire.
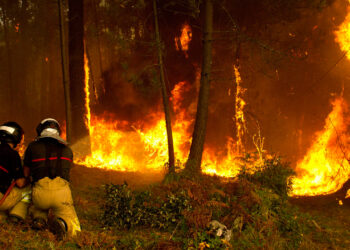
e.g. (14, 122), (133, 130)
(1, 0), (350, 169)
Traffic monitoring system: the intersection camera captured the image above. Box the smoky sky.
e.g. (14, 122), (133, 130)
(1, 0), (350, 167)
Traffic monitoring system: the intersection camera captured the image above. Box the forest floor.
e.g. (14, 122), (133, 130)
(0, 164), (350, 249)
(289, 181), (350, 249)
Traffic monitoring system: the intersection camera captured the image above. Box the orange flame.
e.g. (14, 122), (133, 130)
(175, 24), (192, 58)
(291, 6), (350, 197)
(292, 97), (350, 196)
(234, 65), (246, 154)
(84, 53), (91, 130)
(335, 2), (350, 59)
(290, 3), (350, 197)
(77, 91), (191, 172)
(17, 136), (25, 157)
(77, 58), (244, 176)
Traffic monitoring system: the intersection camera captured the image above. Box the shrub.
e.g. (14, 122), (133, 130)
(101, 183), (134, 228)
(100, 157), (311, 249)
(238, 156), (295, 199)
(100, 182), (191, 230)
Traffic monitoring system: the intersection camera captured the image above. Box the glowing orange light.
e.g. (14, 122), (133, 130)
(175, 24), (192, 58)
(335, 3), (350, 59)
(76, 31), (252, 178)
(234, 65), (246, 154)
(346, 189), (350, 199)
(17, 136), (25, 157)
(76, 65), (245, 176)
(291, 97), (350, 196)
(289, 2), (350, 197)
(84, 53), (91, 128)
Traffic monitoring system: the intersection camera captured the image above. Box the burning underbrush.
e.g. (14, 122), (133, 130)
(81, 47), (350, 197)
(292, 96), (350, 197)
(99, 157), (321, 249)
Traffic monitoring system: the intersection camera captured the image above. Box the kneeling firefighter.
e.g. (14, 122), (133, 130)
(24, 118), (80, 238)
(0, 122), (31, 223)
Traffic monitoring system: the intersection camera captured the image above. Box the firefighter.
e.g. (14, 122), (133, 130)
(0, 121), (31, 223)
(24, 118), (81, 239)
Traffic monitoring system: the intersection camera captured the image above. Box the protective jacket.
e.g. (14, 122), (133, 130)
(0, 141), (24, 193)
(24, 136), (80, 236)
(0, 140), (30, 221)
(24, 137), (73, 183)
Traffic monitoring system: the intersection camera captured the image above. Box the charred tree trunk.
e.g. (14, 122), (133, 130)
(185, 0), (213, 175)
(58, 0), (72, 142)
(153, 0), (175, 173)
(68, 0), (90, 149)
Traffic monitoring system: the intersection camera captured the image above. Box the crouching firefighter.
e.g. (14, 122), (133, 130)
(24, 118), (81, 239)
(0, 122), (31, 223)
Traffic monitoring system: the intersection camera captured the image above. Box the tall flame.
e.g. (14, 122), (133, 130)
(234, 65), (246, 154)
(84, 52), (91, 128)
(292, 97), (350, 196)
(77, 56), (245, 176)
(290, 2), (350, 197)
(79, 11), (350, 195)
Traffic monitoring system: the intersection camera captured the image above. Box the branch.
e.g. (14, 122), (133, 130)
(329, 118), (350, 169)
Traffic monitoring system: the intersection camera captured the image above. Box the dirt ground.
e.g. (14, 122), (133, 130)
(69, 164), (166, 232)
(70, 164), (165, 189)
(290, 181), (350, 248)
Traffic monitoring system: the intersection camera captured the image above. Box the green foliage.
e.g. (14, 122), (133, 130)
(101, 182), (191, 230)
(113, 234), (153, 250)
(238, 157), (295, 199)
(176, 230), (228, 249)
(276, 205), (304, 249)
(101, 183), (134, 228)
(232, 157), (308, 249)
(99, 157), (343, 249)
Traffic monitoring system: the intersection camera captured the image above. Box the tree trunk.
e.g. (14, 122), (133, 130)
(92, 0), (104, 83)
(153, 0), (175, 173)
(1, 5), (14, 115)
(185, 0), (213, 174)
(58, 0), (72, 142)
(68, 0), (91, 149)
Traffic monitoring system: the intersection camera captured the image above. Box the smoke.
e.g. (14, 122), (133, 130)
(91, 61), (161, 128)
(83, 0), (350, 167)
(232, 0), (350, 164)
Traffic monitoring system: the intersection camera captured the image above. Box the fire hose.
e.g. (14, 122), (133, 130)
(0, 181), (16, 206)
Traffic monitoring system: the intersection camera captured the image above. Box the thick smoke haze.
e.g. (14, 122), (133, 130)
(0, 0), (349, 168)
